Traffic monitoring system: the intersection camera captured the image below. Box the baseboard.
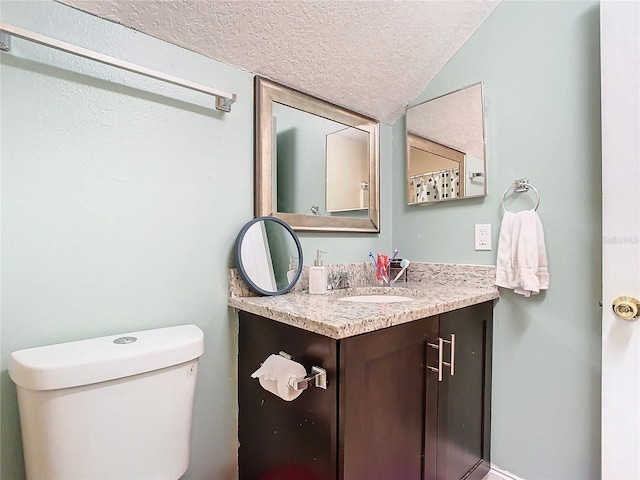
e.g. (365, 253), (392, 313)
(489, 464), (525, 480)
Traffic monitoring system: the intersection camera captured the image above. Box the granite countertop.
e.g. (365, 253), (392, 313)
(228, 262), (499, 339)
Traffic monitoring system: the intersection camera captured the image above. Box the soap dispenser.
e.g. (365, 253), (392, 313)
(309, 250), (328, 295)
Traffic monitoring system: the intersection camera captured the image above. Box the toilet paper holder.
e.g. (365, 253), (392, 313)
(279, 351), (328, 391)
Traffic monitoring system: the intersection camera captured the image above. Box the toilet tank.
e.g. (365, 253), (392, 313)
(9, 324), (204, 480)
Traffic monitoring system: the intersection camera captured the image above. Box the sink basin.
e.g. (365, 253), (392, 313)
(330, 286), (421, 303)
(338, 294), (414, 303)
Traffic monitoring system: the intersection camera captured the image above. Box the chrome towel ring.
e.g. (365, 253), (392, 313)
(501, 178), (540, 212)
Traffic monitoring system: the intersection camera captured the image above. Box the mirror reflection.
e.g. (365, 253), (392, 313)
(273, 103), (369, 216)
(405, 82), (486, 205)
(255, 76), (380, 233)
(325, 127), (369, 213)
(234, 217), (303, 296)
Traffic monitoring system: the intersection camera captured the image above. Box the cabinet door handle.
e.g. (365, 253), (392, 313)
(442, 334), (455, 376)
(428, 334), (455, 381)
(427, 337), (444, 382)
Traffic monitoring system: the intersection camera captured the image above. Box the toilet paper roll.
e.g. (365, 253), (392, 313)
(251, 354), (307, 401)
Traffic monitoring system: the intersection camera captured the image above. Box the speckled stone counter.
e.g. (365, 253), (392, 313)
(228, 263), (499, 339)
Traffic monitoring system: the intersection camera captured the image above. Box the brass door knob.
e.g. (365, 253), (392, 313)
(612, 296), (640, 320)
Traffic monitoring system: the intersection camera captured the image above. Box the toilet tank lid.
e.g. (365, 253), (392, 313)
(9, 324), (204, 391)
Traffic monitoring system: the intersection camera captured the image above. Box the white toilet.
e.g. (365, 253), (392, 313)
(8, 324), (204, 480)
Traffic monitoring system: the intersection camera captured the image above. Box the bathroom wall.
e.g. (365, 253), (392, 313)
(393, 1), (602, 479)
(2, 1), (602, 479)
(0, 2), (392, 479)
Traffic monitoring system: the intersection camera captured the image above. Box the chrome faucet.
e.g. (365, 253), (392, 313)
(328, 272), (351, 290)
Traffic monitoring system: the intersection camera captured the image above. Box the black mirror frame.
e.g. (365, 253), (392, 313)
(234, 216), (304, 296)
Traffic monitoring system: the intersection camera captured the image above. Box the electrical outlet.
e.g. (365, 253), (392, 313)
(475, 224), (491, 251)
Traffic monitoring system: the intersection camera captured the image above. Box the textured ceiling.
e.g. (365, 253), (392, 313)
(58, 0), (500, 123)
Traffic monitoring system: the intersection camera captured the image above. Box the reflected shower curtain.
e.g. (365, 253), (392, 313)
(412, 168), (460, 203)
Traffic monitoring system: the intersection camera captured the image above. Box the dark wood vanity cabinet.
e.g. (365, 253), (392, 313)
(238, 302), (492, 480)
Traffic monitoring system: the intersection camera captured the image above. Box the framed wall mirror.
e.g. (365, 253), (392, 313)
(255, 76), (380, 233)
(405, 82), (486, 206)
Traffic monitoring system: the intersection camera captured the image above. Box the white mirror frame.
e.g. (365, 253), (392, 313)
(255, 76), (380, 233)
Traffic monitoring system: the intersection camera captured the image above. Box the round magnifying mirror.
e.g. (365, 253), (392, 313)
(234, 216), (303, 296)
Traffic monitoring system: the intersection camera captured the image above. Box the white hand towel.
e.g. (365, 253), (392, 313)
(495, 209), (549, 297)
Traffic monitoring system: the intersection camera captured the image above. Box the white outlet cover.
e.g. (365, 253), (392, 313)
(475, 224), (491, 251)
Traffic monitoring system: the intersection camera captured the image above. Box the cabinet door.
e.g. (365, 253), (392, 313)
(436, 303), (492, 480)
(340, 316), (437, 480)
(238, 312), (338, 480)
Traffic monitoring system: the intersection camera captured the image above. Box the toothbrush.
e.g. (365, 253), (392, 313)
(368, 251), (390, 286)
(389, 249), (399, 262)
(390, 259), (411, 285)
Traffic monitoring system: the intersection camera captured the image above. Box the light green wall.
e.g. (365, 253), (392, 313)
(0, 2), (391, 479)
(393, 1), (602, 479)
(1, 1), (604, 479)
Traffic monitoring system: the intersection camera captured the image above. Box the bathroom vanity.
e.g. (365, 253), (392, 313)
(230, 263), (498, 480)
